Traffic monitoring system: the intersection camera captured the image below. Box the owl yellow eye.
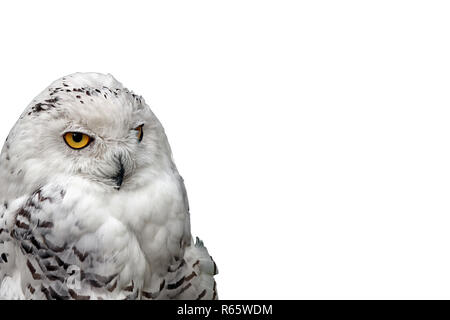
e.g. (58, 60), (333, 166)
(63, 132), (92, 150)
(135, 125), (144, 142)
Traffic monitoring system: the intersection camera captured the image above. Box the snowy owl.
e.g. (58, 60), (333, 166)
(0, 73), (218, 300)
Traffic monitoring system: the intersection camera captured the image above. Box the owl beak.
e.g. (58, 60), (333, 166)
(113, 159), (125, 190)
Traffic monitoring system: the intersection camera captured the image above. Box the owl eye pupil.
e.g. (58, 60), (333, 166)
(72, 133), (83, 143)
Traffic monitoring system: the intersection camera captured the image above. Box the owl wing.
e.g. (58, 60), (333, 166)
(160, 237), (219, 300)
(0, 184), (122, 300)
(157, 175), (219, 300)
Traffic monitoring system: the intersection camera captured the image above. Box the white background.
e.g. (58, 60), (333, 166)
(1, 0), (450, 299)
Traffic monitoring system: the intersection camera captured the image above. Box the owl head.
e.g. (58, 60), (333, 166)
(0, 73), (178, 197)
